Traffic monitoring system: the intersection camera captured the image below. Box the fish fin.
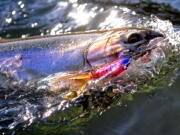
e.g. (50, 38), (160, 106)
(64, 80), (88, 100)
(47, 72), (91, 100)
(52, 73), (91, 83)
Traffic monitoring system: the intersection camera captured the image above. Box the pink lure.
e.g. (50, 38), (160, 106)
(90, 58), (131, 79)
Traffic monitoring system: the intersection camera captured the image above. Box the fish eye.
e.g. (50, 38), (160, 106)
(126, 33), (143, 43)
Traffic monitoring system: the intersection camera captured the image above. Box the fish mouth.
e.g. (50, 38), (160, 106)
(118, 31), (165, 66)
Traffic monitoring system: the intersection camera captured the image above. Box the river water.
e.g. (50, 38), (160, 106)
(0, 0), (180, 135)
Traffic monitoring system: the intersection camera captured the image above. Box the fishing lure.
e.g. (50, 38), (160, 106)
(51, 58), (131, 100)
(90, 58), (131, 79)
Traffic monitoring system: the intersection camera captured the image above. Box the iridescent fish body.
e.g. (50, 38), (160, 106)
(0, 28), (165, 101)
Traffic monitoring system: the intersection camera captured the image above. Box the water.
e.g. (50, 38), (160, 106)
(0, 0), (180, 135)
(84, 73), (180, 135)
(0, 0), (180, 38)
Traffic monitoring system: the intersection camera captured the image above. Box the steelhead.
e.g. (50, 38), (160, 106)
(0, 28), (178, 133)
(0, 28), (165, 100)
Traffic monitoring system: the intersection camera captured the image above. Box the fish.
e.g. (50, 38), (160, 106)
(0, 28), (167, 100)
(0, 27), (179, 133)
(0, 28), (163, 80)
(34, 28), (165, 100)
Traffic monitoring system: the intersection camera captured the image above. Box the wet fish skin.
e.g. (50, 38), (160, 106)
(0, 28), (167, 95)
(0, 28), (161, 82)
(0, 32), (102, 81)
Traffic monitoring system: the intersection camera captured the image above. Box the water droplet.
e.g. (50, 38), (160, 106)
(21, 34), (28, 38)
(31, 22), (38, 28)
(20, 4), (25, 8)
(5, 18), (12, 24)
(18, 1), (25, 8)
(18, 1), (22, 5)
(12, 10), (16, 15)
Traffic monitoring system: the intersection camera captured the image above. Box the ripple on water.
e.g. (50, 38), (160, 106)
(0, 0), (179, 38)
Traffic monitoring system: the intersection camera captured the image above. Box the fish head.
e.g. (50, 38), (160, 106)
(87, 28), (172, 91)
(87, 28), (166, 75)
(115, 28), (166, 77)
